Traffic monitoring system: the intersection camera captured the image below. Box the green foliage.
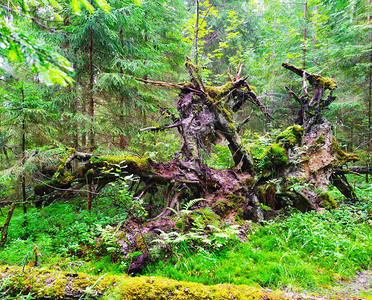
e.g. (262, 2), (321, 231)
(0, 182), (131, 268)
(204, 144), (234, 169)
(183, 0), (219, 64)
(151, 206), (240, 263)
(146, 201), (372, 292)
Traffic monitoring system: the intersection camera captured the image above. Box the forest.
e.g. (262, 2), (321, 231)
(0, 0), (371, 299)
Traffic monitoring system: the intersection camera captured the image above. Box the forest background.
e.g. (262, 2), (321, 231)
(0, 0), (371, 299)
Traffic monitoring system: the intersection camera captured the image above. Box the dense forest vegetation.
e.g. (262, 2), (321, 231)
(0, 0), (371, 299)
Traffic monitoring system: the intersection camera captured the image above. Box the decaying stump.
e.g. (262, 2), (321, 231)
(33, 61), (359, 220)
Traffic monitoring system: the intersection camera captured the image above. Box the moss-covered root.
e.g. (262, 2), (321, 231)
(0, 265), (348, 300)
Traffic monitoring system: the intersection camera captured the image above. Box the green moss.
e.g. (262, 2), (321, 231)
(205, 82), (234, 101)
(332, 139), (359, 166)
(212, 197), (244, 219)
(110, 275), (289, 300)
(192, 208), (221, 227)
(73, 166), (87, 178)
(314, 75), (337, 90)
(194, 105), (203, 113)
(90, 156), (153, 173)
(314, 134), (325, 145)
(34, 179), (71, 196)
(226, 194), (245, 206)
(0, 265), (118, 299)
(260, 143), (288, 173)
(275, 125), (304, 148)
(136, 235), (147, 251)
(318, 192), (337, 209)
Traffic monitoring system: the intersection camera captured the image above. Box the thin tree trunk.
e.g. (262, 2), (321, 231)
(87, 182), (92, 213)
(21, 87), (27, 214)
(194, 0), (199, 65)
(81, 95), (87, 151)
(119, 95), (126, 149)
(367, 1), (371, 182)
(302, 1), (307, 69)
(72, 88), (80, 169)
(118, 66), (127, 149)
(88, 27), (95, 152)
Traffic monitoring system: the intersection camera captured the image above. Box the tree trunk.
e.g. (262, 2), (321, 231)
(88, 27), (95, 152)
(21, 87), (27, 214)
(0, 203), (15, 247)
(302, 1), (307, 69)
(81, 94), (87, 151)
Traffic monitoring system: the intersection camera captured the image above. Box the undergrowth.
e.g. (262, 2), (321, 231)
(0, 175), (371, 295)
(0, 183), (132, 275)
(145, 200), (372, 293)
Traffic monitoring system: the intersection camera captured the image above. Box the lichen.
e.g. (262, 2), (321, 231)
(275, 125), (304, 148)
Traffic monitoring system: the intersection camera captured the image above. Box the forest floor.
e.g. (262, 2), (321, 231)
(0, 176), (371, 299)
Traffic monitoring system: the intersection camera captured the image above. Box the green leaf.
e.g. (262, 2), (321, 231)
(71, 0), (81, 14)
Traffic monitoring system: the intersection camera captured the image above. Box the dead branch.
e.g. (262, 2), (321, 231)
(133, 77), (203, 95)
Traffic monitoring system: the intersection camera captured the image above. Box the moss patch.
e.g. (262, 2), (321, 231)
(314, 134), (325, 145)
(89, 156), (153, 174)
(332, 139), (359, 166)
(314, 74), (337, 90)
(260, 143), (288, 173)
(318, 191), (337, 209)
(34, 179), (71, 196)
(205, 82), (234, 101)
(212, 195), (245, 219)
(275, 125), (304, 148)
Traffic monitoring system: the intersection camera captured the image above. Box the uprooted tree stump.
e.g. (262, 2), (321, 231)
(34, 61), (359, 221)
